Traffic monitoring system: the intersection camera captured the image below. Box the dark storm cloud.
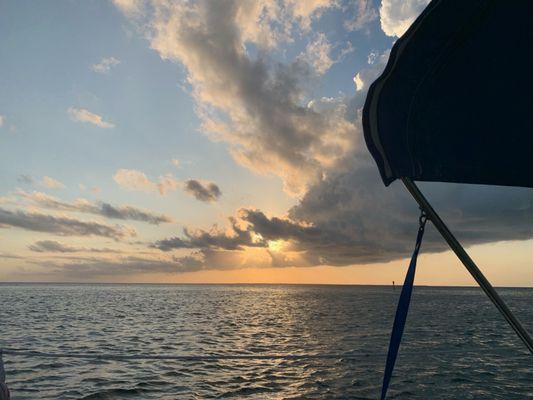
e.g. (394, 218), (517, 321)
(184, 180), (222, 202)
(151, 160), (533, 268)
(17, 191), (172, 225)
(285, 158), (533, 265)
(153, 218), (261, 251)
(0, 207), (135, 239)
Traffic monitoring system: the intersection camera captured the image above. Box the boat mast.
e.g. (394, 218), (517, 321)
(402, 177), (533, 353)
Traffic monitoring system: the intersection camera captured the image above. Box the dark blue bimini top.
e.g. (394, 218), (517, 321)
(363, 0), (533, 188)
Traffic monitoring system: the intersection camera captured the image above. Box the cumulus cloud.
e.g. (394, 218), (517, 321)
(68, 107), (115, 129)
(184, 180), (221, 202)
(41, 176), (65, 190)
(113, 169), (179, 195)
(379, 0), (430, 37)
(28, 240), (122, 253)
(113, 0), (533, 274)
(115, 0), (353, 196)
(92, 57), (121, 74)
(0, 207), (135, 239)
(17, 190), (172, 225)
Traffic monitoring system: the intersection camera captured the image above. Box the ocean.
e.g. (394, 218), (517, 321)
(1, 284), (532, 399)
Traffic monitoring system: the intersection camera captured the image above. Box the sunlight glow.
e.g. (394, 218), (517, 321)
(267, 240), (287, 252)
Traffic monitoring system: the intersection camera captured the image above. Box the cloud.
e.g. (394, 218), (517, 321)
(17, 174), (34, 185)
(299, 33), (354, 75)
(17, 190), (172, 225)
(0, 207), (135, 239)
(353, 73), (364, 91)
(98, 202), (172, 224)
(46, 257), (193, 278)
(115, 0), (352, 196)
(92, 57), (121, 74)
(29, 240), (85, 253)
(40, 247), (283, 278)
(152, 173), (533, 269)
(171, 159), (180, 168)
(379, 0), (430, 37)
(67, 107), (115, 129)
(41, 176), (65, 190)
(353, 50), (389, 92)
(113, 169), (179, 195)
(115, 0), (533, 274)
(153, 216), (261, 251)
(112, 0), (144, 16)
(300, 33), (335, 75)
(184, 180), (221, 202)
(152, 206), (342, 262)
(0, 115), (4, 127)
(113, 170), (221, 201)
(344, 0), (378, 31)
(28, 240), (121, 253)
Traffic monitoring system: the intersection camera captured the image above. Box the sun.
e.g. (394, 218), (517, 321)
(267, 240), (287, 252)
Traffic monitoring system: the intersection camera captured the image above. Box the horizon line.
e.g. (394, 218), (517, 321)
(1, 281), (532, 289)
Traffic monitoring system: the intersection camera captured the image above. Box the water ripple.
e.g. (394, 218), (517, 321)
(1, 284), (532, 399)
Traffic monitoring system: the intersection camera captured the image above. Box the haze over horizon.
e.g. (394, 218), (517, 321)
(2, 0), (533, 286)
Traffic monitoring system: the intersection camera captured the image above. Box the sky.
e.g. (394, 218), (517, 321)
(2, 0), (533, 286)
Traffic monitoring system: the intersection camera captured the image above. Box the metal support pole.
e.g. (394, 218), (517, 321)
(402, 177), (533, 354)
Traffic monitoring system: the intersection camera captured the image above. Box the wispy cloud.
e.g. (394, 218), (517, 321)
(41, 176), (65, 190)
(344, 0), (378, 31)
(67, 107), (115, 129)
(0, 115), (4, 127)
(184, 180), (221, 202)
(29, 240), (122, 254)
(112, 0), (144, 17)
(17, 190), (172, 225)
(42, 256), (193, 278)
(17, 174), (34, 185)
(113, 169), (179, 195)
(91, 57), (121, 74)
(0, 207), (135, 239)
(300, 33), (335, 75)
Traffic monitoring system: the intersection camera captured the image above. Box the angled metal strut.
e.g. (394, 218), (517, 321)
(402, 178), (533, 354)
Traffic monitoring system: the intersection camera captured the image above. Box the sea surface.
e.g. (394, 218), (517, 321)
(1, 284), (532, 399)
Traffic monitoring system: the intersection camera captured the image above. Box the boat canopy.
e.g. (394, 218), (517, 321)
(363, 0), (533, 188)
